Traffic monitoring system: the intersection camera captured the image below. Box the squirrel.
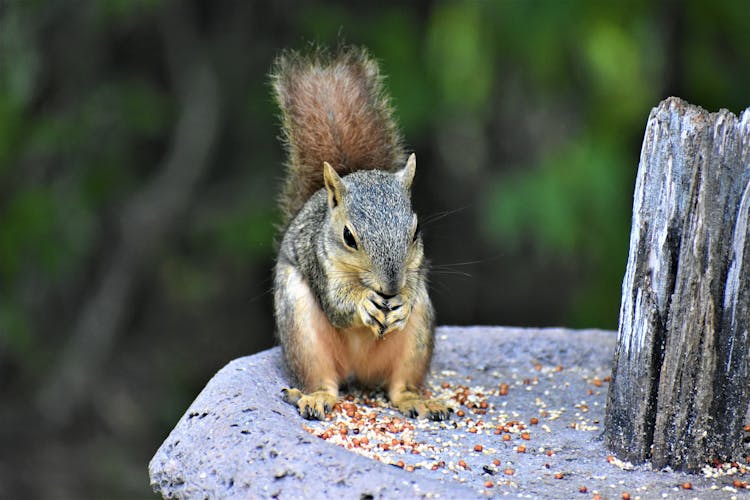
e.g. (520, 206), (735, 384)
(270, 46), (450, 421)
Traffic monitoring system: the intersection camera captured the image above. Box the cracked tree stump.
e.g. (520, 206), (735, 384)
(604, 97), (750, 471)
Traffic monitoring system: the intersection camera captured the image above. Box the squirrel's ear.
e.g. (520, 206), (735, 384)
(396, 153), (416, 191)
(323, 161), (346, 209)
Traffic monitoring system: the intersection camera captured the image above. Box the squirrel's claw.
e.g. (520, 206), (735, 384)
(360, 291), (412, 337)
(359, 292), (388, 336)
(394, 397), (452, 421)
(281, 387), (303, 406)
(282, 389), (338, 421)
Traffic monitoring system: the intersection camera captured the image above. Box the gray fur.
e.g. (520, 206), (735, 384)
(276, 169), (426, 332)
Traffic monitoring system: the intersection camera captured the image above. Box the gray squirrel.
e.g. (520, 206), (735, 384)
(271, 46), (449, 421)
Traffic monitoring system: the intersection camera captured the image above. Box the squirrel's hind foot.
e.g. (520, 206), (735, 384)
(394, 397), (452, 421)
(281, 387), (337, 420)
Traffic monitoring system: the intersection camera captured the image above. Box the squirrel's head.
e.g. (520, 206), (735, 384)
(322, 154), (424, 296)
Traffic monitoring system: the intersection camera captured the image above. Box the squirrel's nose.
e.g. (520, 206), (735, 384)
(377, 276), (403, 298)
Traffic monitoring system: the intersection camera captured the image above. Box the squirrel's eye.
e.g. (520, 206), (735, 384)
(412, 221), (421, 242)
(343, 226), (358, 250)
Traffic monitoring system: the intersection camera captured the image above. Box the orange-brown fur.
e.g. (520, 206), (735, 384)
(279, 262), (429, 389)
(272, 46), (406, 222)
(272, 46), (449, 421)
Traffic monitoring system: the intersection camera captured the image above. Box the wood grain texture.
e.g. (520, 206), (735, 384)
(605, 97), (750, 470)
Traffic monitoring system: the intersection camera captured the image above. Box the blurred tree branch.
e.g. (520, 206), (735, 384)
(36, 4), (222, 426)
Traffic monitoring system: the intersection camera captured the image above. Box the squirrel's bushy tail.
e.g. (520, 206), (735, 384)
(271, 45), (406, 221)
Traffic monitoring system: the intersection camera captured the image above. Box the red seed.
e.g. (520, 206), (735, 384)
(480, 401), (489, 409)
(516, 445), (526, 453)
(530, 417), (539, 425)
(546, 449), (555, 457)
(484, 481), (494, 488)
(607, 455), (615, 463)
(682, 482), (692, 490)
(493, 428), (502, 435)
(579, 485), (587, 493)
(554, 472), (564, 479)
(521, 432), (531, 440)
(396, 460), (404, 468)
(458, 459), (468, 469)
(492, 459), (501, 466)
(502, 434), (511, 441)
(474, 444), (483, 452)
(405, 465), (414, 472)
(499, 383), (509, 396)
(456, 410), (465, 417)
(441, 382), (450, 389)
(468, 427), (478, 434)
(504, 468), (514, 475)
(622, 493), (630, 500)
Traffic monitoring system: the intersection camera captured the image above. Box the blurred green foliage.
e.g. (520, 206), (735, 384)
(1, 0), (748, 371)
(291, 0), (749, 328)
(0, 1), (749, 498)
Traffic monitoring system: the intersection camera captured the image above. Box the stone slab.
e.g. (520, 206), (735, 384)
(149, 327), (748, 499)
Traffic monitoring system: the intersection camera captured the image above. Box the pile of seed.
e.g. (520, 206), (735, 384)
(302, 362), (605, 496)
(300, 360), (750, 498)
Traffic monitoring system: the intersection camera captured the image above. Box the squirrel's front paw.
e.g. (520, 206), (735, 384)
(358, 291), (389, 336)
(359, 291), (411, 337)
(282, 387), (337, 420)
(380, 295), (411, 335)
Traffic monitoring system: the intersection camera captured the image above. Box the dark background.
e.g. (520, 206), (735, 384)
(1, 1), (748, 497)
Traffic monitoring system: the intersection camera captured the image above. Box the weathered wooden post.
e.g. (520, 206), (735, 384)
(605, 97), (750, 470)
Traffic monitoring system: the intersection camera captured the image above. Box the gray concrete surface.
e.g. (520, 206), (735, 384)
(149, 327), (749, 499)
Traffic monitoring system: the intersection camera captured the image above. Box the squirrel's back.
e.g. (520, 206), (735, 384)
(271, 46), (406, 221)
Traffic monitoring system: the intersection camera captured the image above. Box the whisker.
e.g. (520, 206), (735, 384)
(430, 269), (473, 278)
(422, 206), (469, 226)
(247, 282), (275, 304)
(431, 255), (502, 268)
(428, 279), (452, 296)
